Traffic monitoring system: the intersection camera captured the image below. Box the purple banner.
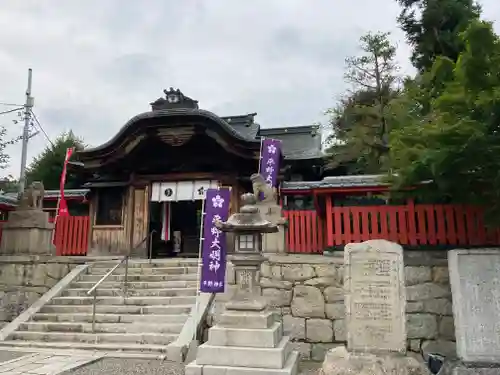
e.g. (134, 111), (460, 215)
(259, 138), (282, 188)
(199, 188), (231, 293)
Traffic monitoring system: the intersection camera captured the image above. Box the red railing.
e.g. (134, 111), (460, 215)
(326, 203), (500, 247)
(0, 216), (90, 256)
(284, 210), (325, 253)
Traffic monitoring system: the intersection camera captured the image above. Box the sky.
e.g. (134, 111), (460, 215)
(0, 0), (499, 178)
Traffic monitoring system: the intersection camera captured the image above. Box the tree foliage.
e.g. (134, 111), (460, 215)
(26, 131), (85, 190)
(397, 0), (481, 72)
(388, 20), (500, 220)
(325, 32), (401, 174)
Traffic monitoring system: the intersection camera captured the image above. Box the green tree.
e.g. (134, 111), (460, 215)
(397, 0), (481, 72)
(26, 131), (85, 190)
(389, 20), (500, 221)
(325, 32), (401, 174)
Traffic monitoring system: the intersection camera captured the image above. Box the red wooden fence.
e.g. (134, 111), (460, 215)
(326, 203), (500, 247)
(284, 210), (325, 253)
(54, 216), (90, 255)
(0, 216), (90, 256)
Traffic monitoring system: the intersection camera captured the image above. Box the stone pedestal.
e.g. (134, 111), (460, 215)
(321, 346), (429, 375)
(185, 309), (299, 375)
(0, 210), (55, 255)
(259, 203), (286, 254)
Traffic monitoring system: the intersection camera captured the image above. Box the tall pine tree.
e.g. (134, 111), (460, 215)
(397, 0), (481, 72)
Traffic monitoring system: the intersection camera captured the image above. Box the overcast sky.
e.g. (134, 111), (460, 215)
(0, 0), (499, 178)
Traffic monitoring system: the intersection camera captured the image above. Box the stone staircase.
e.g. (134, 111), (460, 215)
(0, 259), (200, 356)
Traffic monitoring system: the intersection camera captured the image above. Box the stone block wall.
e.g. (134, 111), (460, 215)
(211, 250), (455, 362)
(0, 256), (86, 326)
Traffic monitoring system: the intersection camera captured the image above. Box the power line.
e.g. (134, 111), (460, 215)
(29, 110), (55, 148)
(0, 102), (24, 107)
(0, 107), (23, 116)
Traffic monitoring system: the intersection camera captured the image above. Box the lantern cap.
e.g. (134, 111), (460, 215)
(215, 193), (278, 233)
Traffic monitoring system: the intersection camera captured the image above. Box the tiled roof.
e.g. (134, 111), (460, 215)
(282, 174), (388, 191)
(258, 125), (323, 160)
(1, 189), (90, 206)
(221, 116), (323, 161)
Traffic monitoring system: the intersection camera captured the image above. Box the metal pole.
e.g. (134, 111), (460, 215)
(18, 68), (33, 195)
(193, 195), (207, 342)
(91, 290), (97, 333)
(123, 255), (129, 297)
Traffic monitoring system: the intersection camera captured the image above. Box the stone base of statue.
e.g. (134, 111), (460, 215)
(259, 202), (287, 254)
(320, 346), (430, 375)
(0, 209), (55, 255)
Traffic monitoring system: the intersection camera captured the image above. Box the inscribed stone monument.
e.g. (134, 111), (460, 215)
(445, 249), (500, 374)
(344, 239), (406, 353)
(321, 240), (429, 375)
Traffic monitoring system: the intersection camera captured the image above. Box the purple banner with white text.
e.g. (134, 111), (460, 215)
(199, 188), (231, 293)
(259, 138), (282, 188)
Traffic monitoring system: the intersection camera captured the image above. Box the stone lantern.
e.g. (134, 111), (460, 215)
(186, 192), (299, 375)
(215, 192), (278, 311)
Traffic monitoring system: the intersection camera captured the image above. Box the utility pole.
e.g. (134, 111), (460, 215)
(18, 68), (34, 195)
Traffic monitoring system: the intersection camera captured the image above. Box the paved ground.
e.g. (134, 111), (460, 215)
(0, 351), (102, 374)
(0, 351), (27, 364)
(62, 358), (321, 375)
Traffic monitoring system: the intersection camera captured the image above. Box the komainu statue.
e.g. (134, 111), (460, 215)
(18, 181), (45, 210)
(250, 173), (276, 204)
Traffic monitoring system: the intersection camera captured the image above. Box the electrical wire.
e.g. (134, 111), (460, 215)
(29, 110), (55, 148)
(0, 107), (23, 116)
(0, 102), (24, 107)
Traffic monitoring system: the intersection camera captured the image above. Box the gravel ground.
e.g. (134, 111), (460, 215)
(61, 358), (185, 375)
(62, 357), (321, 375)
(299, 361), (321, 375)
(0, 350), (31, 363)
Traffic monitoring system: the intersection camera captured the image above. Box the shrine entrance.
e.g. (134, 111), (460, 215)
(148, 180), (217, 258)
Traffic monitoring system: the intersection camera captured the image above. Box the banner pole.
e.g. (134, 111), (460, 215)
(258, 136), (265, 174)
(193, 194), (207, 342)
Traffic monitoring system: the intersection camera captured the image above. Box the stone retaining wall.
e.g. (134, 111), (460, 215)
(211, 250), (455, 362)
(0, 256), (88, 326)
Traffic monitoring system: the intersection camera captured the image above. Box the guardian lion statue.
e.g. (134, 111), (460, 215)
(250, 173), (276, 204)
(18, 181), (45, 210)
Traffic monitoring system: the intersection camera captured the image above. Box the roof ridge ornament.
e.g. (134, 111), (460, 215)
(150, 87), (199, 111)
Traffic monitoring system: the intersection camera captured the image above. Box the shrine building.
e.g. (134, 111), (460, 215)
(69, 88), (324, 257)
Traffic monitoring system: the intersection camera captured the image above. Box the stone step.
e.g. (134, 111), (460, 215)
(32, 313), (190, 324)
(40, 304), (193, 315)
(71, 280), (198, 289)
(91, 260), (199, 268)
(49, 295), (196, 306)
(196, 336), (292, 369)
(90, 266), (199, 275)
(19, 321), (184, 334)
(10, 331), (177, 345)
(78, 273), (198, 282)
(61, 287), (198, 297)
(185, 351), (300, 375)
(0, 340), (170, 354)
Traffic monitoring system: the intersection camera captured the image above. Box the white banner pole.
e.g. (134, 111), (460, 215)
(193, 193), (207, 342)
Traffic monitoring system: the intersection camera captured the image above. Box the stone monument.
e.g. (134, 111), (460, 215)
(185, 193), (299, 375)
(439, 249), (500, 375)
(251, 173), (287, 253)
(321, 239), (430, 375)
(0, 181), (55, 255)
